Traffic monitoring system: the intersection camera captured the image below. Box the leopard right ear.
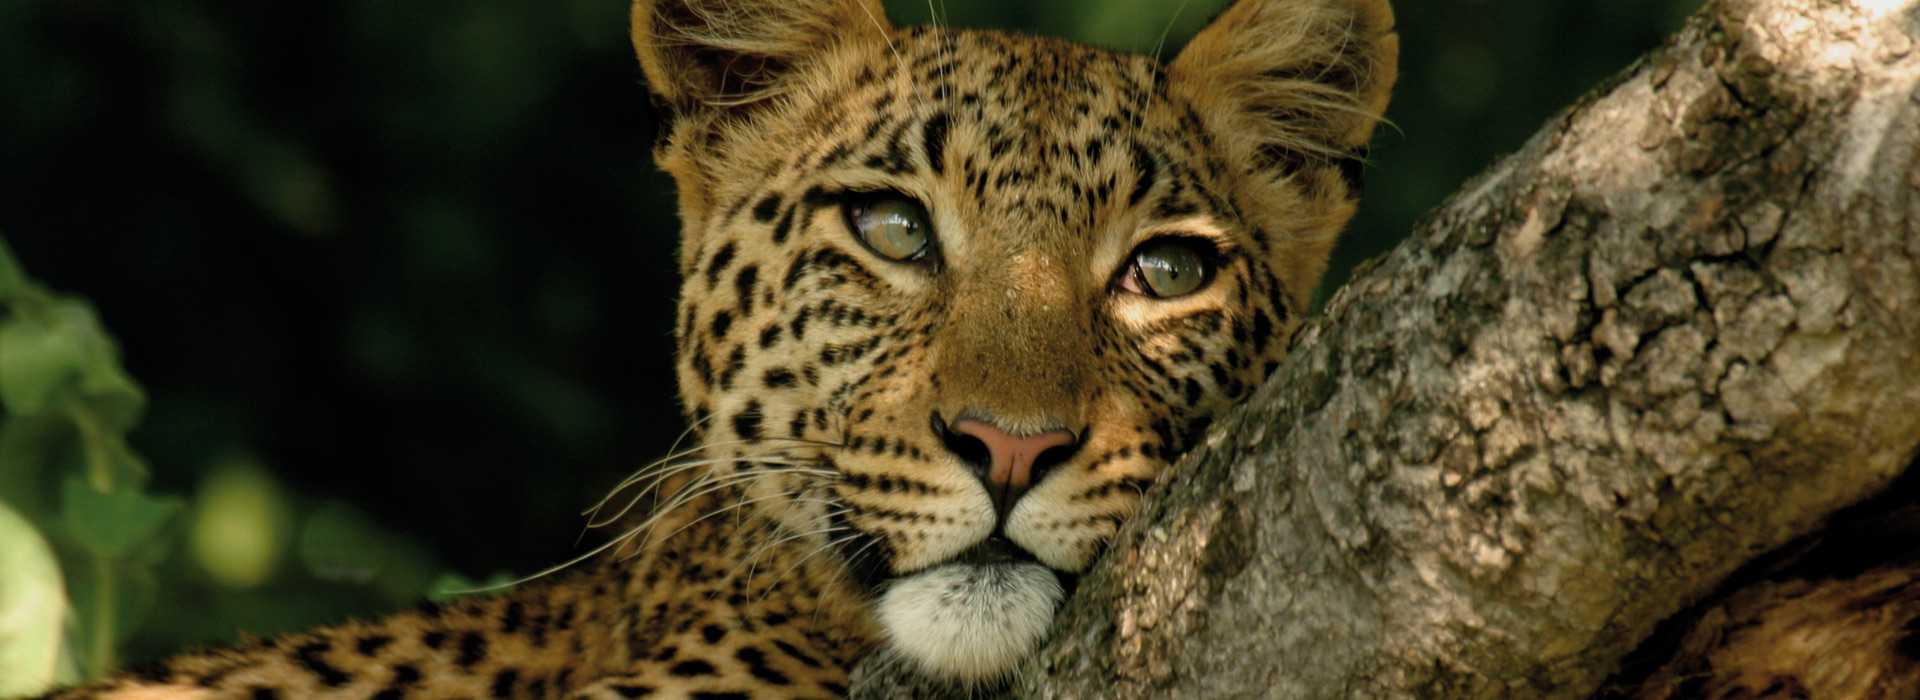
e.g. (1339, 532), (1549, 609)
(630, 0), (892, 112)
(1168, 0), (1398, 309)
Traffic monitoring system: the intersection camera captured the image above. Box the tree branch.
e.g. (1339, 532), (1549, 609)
(851, 0), (1920, 696)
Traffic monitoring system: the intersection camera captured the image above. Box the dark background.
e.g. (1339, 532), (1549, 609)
(1, 0), (1695, 666)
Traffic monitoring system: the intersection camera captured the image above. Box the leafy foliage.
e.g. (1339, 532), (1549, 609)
(0, 241), (494, 690)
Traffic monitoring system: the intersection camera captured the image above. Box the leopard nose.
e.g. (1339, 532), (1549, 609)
(933, 413), (1079, 517)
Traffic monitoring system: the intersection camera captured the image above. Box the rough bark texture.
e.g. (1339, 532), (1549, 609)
(850, 0), (1920, 697)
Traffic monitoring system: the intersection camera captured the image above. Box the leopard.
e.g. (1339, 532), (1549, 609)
(39, 0), (1397, 696)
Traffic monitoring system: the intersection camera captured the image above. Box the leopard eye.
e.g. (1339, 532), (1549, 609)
(846, 194), (932, 262)
(1120, 239), (1215, 298)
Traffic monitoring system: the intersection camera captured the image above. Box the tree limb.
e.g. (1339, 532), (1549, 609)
(851, 0), (1920, 696)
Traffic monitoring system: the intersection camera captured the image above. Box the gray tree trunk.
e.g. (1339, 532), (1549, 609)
(850, 0), (1920, 696)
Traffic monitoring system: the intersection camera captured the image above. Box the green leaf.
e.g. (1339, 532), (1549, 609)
(0, 414), (81, 519)
(68, 424), (152, 495)
(0, 503), (69, 698)
(75, 363), (144, 435)
(0, 313), (87, 417)
(58, 478), (183, 559)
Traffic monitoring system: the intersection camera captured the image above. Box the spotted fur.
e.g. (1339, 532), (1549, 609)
(44, 0), (1396, 696)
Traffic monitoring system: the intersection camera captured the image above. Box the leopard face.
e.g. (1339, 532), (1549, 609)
(632, 0), (1396, 682)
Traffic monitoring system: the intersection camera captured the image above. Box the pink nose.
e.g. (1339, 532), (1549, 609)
(949, 418), (1077, 515)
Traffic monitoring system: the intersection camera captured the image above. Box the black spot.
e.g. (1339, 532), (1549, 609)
(763, 368), (797, 388)
(801, 184), (835, 210)
(669, 659), (719, 677)
(1128, 142), (1158, 208)
(732, 401), (764, 440)
(790, 307), (813, 340)
(501, 601), (524, 634)
(251, 688), (281, 700)
(355, 635), (393, 657)
(1252, 309), (1275, 354)
(391, 664), (422, 684)
(718, 345), (747, 390)
(292, 640), (351, 687)
(612, 685), (656, 698)
(457, 631), (488, 668)
(372, 663), (421, 700)
(734, 265), (760, 316)
(710, 310), (735, 338)
(421, 630), (446, 650)
(922, 112), (951, 174)
(773, 639), (823, 668)
(772, 207), (796, 245)
(704, 242), (738, 288)
(489, 668), (518, 698)
(700, 624), (727, 644)
(691, 693), (749, 700)
(736, 646), (791, 685)
(752, 194), (782, 223)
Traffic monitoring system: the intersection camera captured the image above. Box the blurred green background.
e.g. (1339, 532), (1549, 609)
(0, 0), (1697, 687)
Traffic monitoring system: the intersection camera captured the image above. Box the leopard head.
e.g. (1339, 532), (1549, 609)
(630, 0), (1396, 681)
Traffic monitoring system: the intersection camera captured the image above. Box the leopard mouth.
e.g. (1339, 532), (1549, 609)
(953, 535), (1036, 566)
(947, 535), (1083, 596)
(868, 535), (1079, 681)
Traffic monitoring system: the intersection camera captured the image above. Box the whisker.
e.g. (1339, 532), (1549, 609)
(587, 436), (845, 513)
(1151, 0), (1192, 65)
(761, 531), (866, 600)
(599, 468), (843, 564)
(658, 489), (840, 545)
(855, 0), (902, 73)
(479, 417), (855, 594)
(585, 457), (833, 528)
(736, 511), (855, 583)
(739, 526), (839, 587)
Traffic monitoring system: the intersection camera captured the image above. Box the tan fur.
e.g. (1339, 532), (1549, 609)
(45, 0), (1395, 696)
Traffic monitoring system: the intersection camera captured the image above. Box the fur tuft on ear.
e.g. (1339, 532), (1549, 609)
(1170, 0), (1398, 307)
(1170, 0), (1397, 176)
(631, 0), (891, 110)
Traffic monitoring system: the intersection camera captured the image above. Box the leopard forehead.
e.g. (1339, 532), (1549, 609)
(695, 28), (1251, 265)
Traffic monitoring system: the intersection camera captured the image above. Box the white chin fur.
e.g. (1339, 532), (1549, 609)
(876, 562), (1064, 682)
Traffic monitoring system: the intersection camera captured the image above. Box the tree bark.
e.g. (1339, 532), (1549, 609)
(850, 0), (1920, 696)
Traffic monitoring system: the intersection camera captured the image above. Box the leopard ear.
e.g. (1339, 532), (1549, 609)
(630, 0), (892, 111)
(1169, 0), (1398, 304)
(1170, 0), (1397, 172)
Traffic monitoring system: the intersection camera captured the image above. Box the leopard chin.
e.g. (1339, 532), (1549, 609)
(875, 557), (1065, 682)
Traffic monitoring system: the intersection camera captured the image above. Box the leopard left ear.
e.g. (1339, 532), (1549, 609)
(631, 0), (892, 234)
(1170, 0), (1398, 304)
(630, 0), (892, 111)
